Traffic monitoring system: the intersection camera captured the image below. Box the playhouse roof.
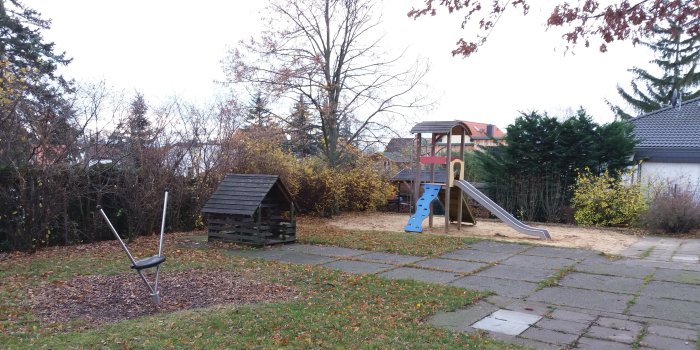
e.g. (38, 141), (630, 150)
(410, 120), (473, 135)
(201, 174), (293, 216)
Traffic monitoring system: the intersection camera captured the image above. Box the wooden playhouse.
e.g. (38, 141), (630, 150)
(202, 174), (296, 245)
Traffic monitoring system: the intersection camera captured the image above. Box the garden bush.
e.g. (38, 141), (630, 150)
(232, 132), (394, 217)
(571, 169), (647, 226)
(643, 188), (700, 234)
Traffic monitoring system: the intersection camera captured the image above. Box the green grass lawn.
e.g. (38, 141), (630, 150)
(297, 218), (479, 256)
(0, 224), (524, 349)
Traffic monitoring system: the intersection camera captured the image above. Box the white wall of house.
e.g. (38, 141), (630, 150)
(639, 162), (700, 193)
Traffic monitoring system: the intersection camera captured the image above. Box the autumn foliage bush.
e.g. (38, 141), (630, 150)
(571, 169), (647, 227)
(643, 188), (700, 234)
(232, 132), (394, 217)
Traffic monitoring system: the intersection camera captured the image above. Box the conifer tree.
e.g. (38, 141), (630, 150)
(288, 94), (318, 157)
(245, 91), (272, 128)
(126, 92), (151, 168)
(612, 17), (700, 119)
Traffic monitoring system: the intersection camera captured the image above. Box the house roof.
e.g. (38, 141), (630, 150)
(385, 138), (415, 152)
(462, 121), (506, 140)
(630, 96), (700, 149)
(410, 121), (473, 135)
(201, 174), (293, 216)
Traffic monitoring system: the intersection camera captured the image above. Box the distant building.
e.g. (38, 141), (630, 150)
(461, 121), (506, 149)
(629, 96), (700, 195)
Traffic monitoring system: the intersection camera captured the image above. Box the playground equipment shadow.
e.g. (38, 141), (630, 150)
(228, 240), (700, 350)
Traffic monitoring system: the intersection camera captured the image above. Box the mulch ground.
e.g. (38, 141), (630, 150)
(29, 270), (297, 325)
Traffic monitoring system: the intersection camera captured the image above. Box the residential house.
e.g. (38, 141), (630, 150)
(461, 121), (506, 149)
(629, 96), (700, 194)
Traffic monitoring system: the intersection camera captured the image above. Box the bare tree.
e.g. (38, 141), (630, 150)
(224, 0), (429, 167)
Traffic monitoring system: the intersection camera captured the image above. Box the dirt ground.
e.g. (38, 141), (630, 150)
(328, 212), (643, 255)
(29, 270), (296, 325)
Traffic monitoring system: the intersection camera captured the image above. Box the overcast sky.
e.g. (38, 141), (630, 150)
(26, 0), (654, 133)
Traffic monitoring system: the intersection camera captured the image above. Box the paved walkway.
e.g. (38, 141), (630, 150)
(228, 239), (700, 350)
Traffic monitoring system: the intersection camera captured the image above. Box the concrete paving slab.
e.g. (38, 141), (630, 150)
(671, 255), (700, 263)
(276, 244), (368, 257)
(475, 264), (556, 283)
(413, 258), (486, 274)
(271, 251), (337, 265)
(499, 254), (576, 270)
(524, 246), (597, 260)
(439, 249), (515, 263)
(226, 249), (288, 260)
(485, 295), (518, 308)
(322, 260), (392, 274)
(628, 296), (700, 324)
(677, 241), (700, 254)
(586, 326), (638, 344)
(520, 327), (579, 346)
(575, 261), (656, 279)
(355, 252), (424, 265)
(426, 301), (499, 332)
(640, 334), (696, 350)
(467, 241), (532, 254)
(528, 287), (632, 313)
(651, 269), (700, 285)
(503, 300), (552, 316)
(646, 324), (698, 341)
(641, 280), (700, 302)
(559, 272), (644, 294)
(378, 267), (460, 284)
(549, 309), (598, 324)
(535, 317), (590, 334)
(472, 309), (542, 336)
(451, 275), (539, 298)
(617, 258), (700, 272)
(576, 336), (633, 350)
(596, 317), (643, 332)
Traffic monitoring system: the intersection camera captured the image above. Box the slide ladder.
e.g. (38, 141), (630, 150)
(404, 184), (442, 233)
(454, 180), (551, 239)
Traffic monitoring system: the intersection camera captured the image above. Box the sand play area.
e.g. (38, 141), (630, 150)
(329, 212), (643, 255)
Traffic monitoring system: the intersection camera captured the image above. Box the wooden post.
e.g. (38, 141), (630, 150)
(413, 133), (421, 213)
(457, 129), (465, 230)
(429, 134), (436, 228)
(445, 130), (452, 233)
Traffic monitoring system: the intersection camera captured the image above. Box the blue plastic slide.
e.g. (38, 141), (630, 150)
(404, 184), (442, 233)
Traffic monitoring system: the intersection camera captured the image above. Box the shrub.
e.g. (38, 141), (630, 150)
(572, 169), (647, 226)
(230, 133), (394, 217)
(295, 156), (394, 216)
(643, 188), (700, 234)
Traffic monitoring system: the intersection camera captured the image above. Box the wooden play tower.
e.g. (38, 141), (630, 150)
(407, 121), (477, 233)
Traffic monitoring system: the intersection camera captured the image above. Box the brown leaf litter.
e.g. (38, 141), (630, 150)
(29, 270), (296, 325)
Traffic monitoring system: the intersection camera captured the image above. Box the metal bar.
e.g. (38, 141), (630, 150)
(136, 270), (156, 294)
(97, 206), (138, 266)
(154, 190), (169, 295)
(158, 190), (169, 257)
(154, 265), (161, 293)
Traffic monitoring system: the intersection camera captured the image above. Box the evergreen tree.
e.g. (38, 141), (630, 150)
(245, 91), (272, 128)
(612, 17), (700, 119)
(288, 94), (318, 157)
(476, 109), (637, 222)
(126, 92), (151, 168)
(0, 0), (73, 168)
